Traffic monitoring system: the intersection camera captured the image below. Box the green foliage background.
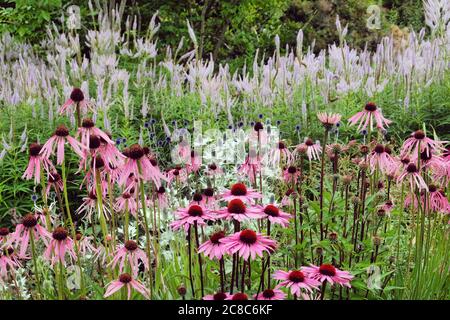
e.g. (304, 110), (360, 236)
(1, 0), (426, 69)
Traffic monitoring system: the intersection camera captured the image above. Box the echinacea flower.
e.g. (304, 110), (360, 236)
(273, 270), (320, 295)
(156, 186), (168, 209)
(428, 185), (450, 213)
(401, 130), (447, 160)
(12, 214), (50, 257)
(254, 204), (291, 227)
(46, 171), (64, 196)
(368, 144), (397, 174)
(166, 165), (188, 185)
(237, 151), (261, 185)
(43, 227), (77, 266)
(207, 163), (223, 176)
(77, 118), (114, 149)
(397, 163), (428, 191)
(75, 233), (97, 255)
(220, 182), (262, 203)
(317, 112), (341, 129)
(220, 229), (276, 260)
(22, 143), (54, 184)
(104, 273), (150, 300)
(215, 199), (263, 222)
(297, 138), (322, 162)
(119, 144), (165, 187)
(254, 288), (286, 300)
(110, 240), (149, 276)
(226, 292), (249, 300)
(283, 166), (300, 184)
(60, 88), (92, 115)
(170, 204), (215, 232)
(115, 192), (138, 217)
(203, 292), (232, 300)
(198, 231), (227, 260)
(0, 247), (22, 279)
(302, 264), (353, 288)
(348, 102), (391, 131)
(40, 125), (86, 165)
(267, 141), (293, 167)
(186, 150), (202, 173)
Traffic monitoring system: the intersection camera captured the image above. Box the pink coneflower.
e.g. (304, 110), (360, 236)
(43, 227), (77, 266)
(302, 264), (353, 288)
(406, 186), (450, 213)
(175, 139), (191, 161)
(156, 186), (168, 209)
(12, 214), (50, 257)
(166, 165), (188, 185)
(368, 144), (397, 174)
(45, 171), (64, 196)
(22, 143), (54, 184)
(75, 233), (97, 255)
(220, 182), (262, 203)
(281, 189), (296, 207)
(110, 240), (149, 276)
(60, 88), (92, 115)
(397, 163), (428, 191)
(76, 190), (99, 222)
(401, 130), (447, 160)
(348, 102), (391, 131)
(203, 292), (232, 300)
(104, 273), (150, 300)
(203, 188), (218, 209)
(317, 112), (341, 129)
(254, 204), (291, 227)
(119, 144), (162, 187)
(143, 149), (168, 188)
(207, 163), (223, 176)
(297, 138), (322, 161)
(428, 185), (450, 213)
(77, 119), (114, 149)
(220, 229), (276, 260)
(0, 227), (12, 247)
(254, 288), (286, 300)
(0, 247), (21, 279)
(170, 204), (215, 232)
(198, 231), (227, 260)
(273, 270), (320, 295)
(215, 199), (263, 222)
(226, 292), (249, 300)
(267, 141), (293, 167)
(237, 151), (261, 185)
(283, 166), (300, 184)
(186, 150), (202, 173)
(190, 193), (207, 207)
(40, 125), (86, 165)
(115, 192), (138, 217)
(249, 121), (268, 145)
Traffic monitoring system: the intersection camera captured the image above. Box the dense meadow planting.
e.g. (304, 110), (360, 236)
(0, 0), (449, 300)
